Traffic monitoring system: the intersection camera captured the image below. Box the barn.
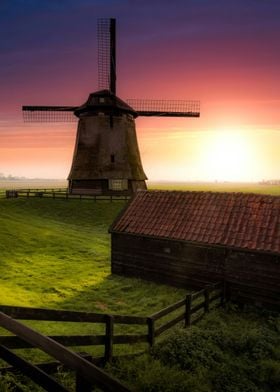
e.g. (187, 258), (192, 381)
(110, 191), (280, 308)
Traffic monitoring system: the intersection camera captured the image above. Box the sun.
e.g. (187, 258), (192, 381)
(199, 130), (255, 182)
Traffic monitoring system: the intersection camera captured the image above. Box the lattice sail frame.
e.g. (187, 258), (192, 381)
(97, 18), (116, 94)
(127, 99), (200, 117)
(22, 18), (200, 122)
(22, 99), (200, 122)
(22, 107), (77, 122)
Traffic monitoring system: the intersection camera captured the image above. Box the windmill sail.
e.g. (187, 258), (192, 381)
(126, 99), (200, 117)
(98, 18), (116, 94)
(21, 17), (200, 196)
(22, 106), (77, 122)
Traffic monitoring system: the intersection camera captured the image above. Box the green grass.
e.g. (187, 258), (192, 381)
(0, 179), (280, 195)
(0, 198), (185, 312)
(109, 306), (280, 391)
(149, 181), (280, 195)
(0, 197), (186, 363)
(0, 181), (279, 390)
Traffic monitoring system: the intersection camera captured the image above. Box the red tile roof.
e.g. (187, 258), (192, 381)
(110, 191), (280, 254)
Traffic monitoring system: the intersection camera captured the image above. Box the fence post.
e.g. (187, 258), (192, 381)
(147, 317), (155, 347)
(104, 315), (114, 363)
(185, 294), (192, 327)
(204, 287), (210, 313)
(75, 353), (93, 392)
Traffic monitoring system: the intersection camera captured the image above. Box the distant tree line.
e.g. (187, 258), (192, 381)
(259, 179), (280, 185)
(0, 173), (27, 181)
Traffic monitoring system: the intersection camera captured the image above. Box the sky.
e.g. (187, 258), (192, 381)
(0, 0), (280, 182)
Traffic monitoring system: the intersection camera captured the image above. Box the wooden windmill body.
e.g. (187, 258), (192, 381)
(23, 19), (200, 195)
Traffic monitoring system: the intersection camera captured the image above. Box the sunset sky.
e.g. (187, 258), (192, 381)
(1, 0), (280, 182)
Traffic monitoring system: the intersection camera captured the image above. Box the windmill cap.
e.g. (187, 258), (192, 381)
(74, 90), (138, 117)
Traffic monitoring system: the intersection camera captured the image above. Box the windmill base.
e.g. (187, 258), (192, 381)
(68, 179), (147, 196)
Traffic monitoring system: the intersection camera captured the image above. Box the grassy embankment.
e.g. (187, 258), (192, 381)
(0, 196), (186, 361)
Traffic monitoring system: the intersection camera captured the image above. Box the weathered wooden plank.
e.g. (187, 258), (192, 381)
(150, 298), (185, 320)
(190, 302), (204, 315)
(112, 262), (209, 289)
(0, 312), (130, 392)
(185, 294), (192, 327)
(0, 335), (106, 349)
(227, 280), (280, 296)
(147, 317), (155, 347)
(0, 345), (68, 392)
(113, 315), (147, 325)
(0, 353), (103, 375)
(155, 312), (185, 337)
(0, 306), (107, 323)
(230, 287), (280, 304)
(112, 254), (221, 279)
(104, 315), (114, 363)
(191, 289), (205, 300)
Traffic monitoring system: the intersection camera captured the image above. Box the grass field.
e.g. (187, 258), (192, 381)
(150, 181), (280, 195)
(0, 198), (186, 311)
(0, 181), (279, 390)
(0, 197), (186, 363)
(0, 179), (280, 195)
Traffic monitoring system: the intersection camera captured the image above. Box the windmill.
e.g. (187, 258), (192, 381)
(23, 18), (200, 195)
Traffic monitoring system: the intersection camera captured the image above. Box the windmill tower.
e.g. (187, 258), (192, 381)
(23, 18), (200, 195)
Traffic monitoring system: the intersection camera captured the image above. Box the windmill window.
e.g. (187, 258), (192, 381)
(109, 179), (128, 191)
(110, 154), (115, 163)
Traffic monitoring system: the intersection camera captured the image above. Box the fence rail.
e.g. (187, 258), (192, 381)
(0, 282), (224, 353)
(0, 312), (129, 392)
(5, 189), (130, 201)
(0, 282), (225, 391)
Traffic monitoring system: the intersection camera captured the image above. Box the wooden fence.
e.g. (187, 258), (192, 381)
(0, 282), (224, 391)
(5, 188), (130, 201)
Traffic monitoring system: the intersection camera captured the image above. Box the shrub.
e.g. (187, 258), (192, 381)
(151, 327), (224, 371)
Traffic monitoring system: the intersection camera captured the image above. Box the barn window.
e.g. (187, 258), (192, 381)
(109, 179), (128, 191)
(99, 97), (105, 103)
(163, 247), (171, 254)
(110, 154), (115, 163)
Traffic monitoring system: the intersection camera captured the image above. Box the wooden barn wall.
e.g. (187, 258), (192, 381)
(111, 233), (280, 306)
(111, 234), (227, 289)
(225, 251), (280, 307)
